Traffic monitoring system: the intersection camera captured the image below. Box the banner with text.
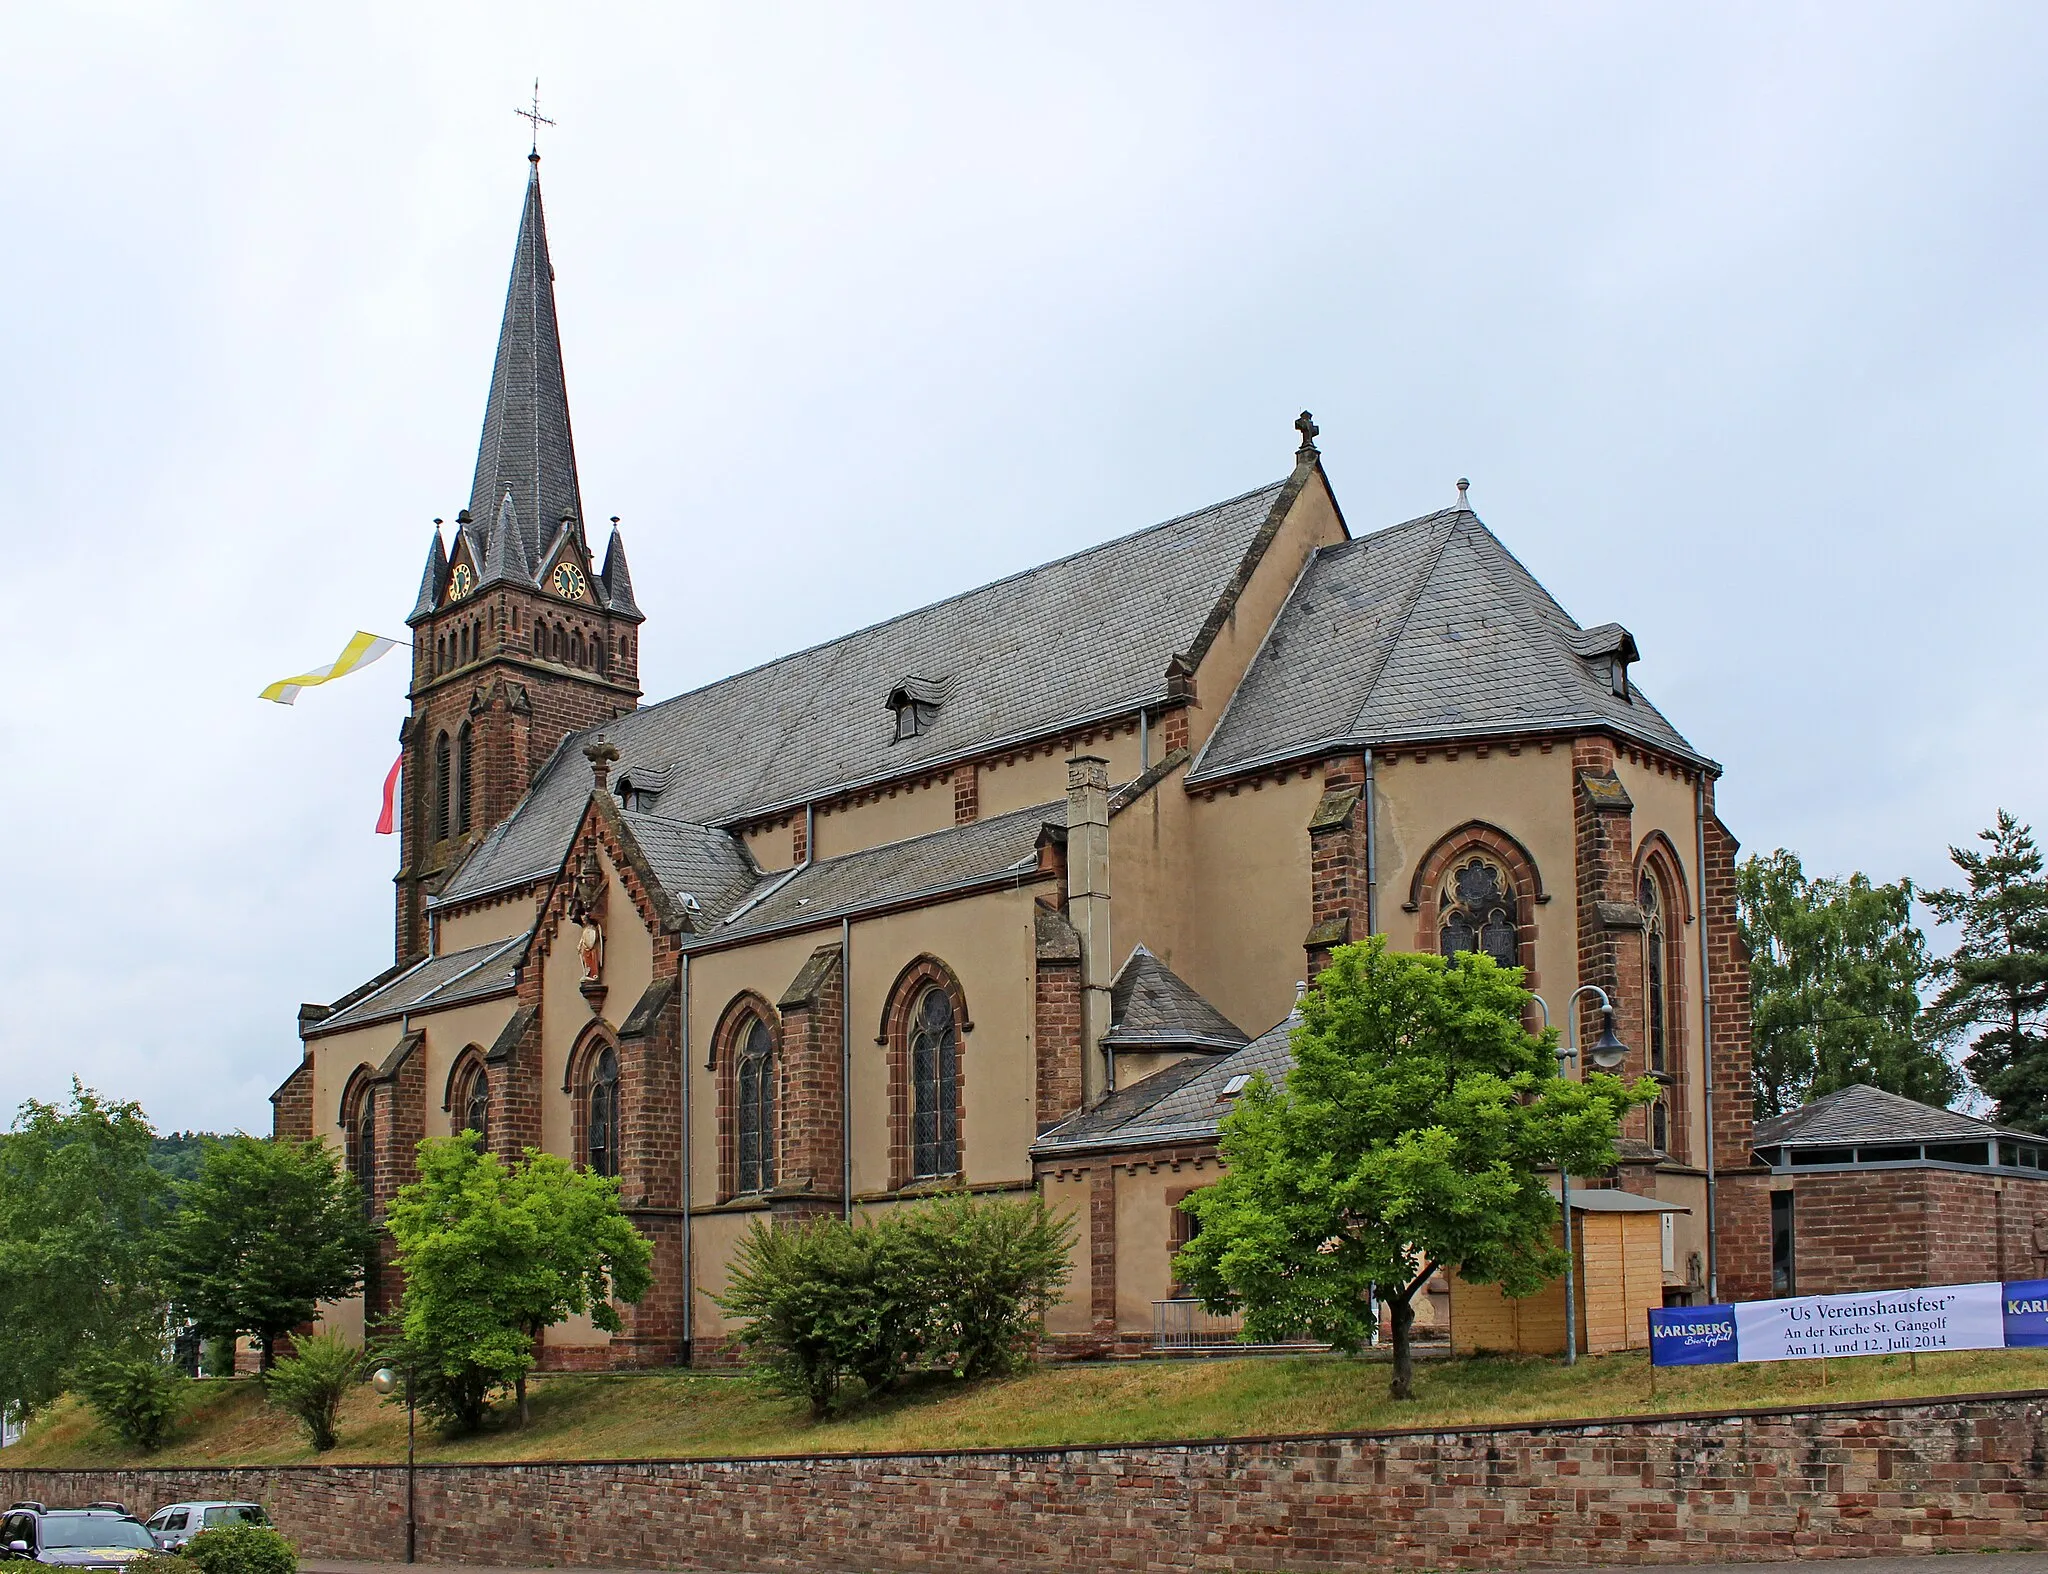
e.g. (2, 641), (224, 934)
(1650, 1279), (2048, 1367)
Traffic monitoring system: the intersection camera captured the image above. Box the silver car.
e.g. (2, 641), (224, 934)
(139, 1506), (267, 1554)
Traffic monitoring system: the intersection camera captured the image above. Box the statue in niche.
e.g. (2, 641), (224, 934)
(571, 845), (608, 984)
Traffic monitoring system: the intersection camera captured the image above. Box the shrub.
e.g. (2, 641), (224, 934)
(714, 1214), (929, 1415)
(74, 1353), (186, 1451)
(180, 1525), (296, 1574)
(262, 1329), (364, 1451)
(904, 1193), (1076, 1379)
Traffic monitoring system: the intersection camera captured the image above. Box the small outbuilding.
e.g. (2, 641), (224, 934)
(1451, 1189), (1689, 1357)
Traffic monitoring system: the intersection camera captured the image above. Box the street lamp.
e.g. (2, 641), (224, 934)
(370, 1364), (416, 1564)
(1529, 986), (1630, 1368)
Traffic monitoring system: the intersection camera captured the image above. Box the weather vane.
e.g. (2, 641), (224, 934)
(516, 79), (555, 157)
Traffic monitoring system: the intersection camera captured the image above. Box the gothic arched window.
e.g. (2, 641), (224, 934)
(432, 732), (452, 842)
(736, 1017), (775, 1195)
(911, 987), (960, 1179)
(455, 1062), (488, 1148)
(1651, 1097), (1669, 1154)
(456, 724), (475, 836)
(587, 1045), (619, 1178)
(1437, 856), (1519, 971)
(533, 623), (545, 655)
(1642, 873), (1668, 1075)
(352, 1101), (375, 1219)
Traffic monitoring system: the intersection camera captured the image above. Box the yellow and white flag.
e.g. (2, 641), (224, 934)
(260, 631), (400, 705)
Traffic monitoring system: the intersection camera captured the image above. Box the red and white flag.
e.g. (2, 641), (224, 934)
(375, 753), (403, 835)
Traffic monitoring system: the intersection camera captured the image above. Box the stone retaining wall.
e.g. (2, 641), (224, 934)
(7, 1392), (2048, 1572)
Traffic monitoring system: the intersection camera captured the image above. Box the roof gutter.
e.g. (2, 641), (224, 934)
(1186, 719), (1721, 790)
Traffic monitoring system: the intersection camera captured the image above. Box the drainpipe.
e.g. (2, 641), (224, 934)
(1067, 756), (1114, 1106)
(804, 802), (816, 867)
(678, 953), (693, 1359)
(1139, 708), (1151, 772)
(1362, 749), (1378, 938)
(841, 916), (853, 1222)
(1695, 776), (1718, 1303)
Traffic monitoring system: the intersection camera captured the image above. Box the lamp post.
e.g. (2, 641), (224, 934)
(1529, 986), (1629, 1368)
(370, 1364), (416, 1563)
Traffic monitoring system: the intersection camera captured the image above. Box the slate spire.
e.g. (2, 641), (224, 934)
(600, 520), (644, 620)
(467, 157), (584, 586)
(409, 527), (449, 621)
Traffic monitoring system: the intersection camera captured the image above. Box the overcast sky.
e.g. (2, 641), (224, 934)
(3, 3), (2043, 1134)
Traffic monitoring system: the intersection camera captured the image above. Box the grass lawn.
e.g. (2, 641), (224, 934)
(5, 1346), (2044, 1470)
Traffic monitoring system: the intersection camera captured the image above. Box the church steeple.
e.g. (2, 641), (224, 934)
(467, 157), (584, 587)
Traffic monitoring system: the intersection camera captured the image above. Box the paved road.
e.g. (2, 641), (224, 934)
(305, 1556), (2048, 1574)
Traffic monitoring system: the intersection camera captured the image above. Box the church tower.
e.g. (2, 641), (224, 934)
(394, 153), (644, 960)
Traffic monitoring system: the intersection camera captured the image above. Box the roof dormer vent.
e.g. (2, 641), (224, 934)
(886, 674), (954, 742)
(1567, 624), (1640, 703)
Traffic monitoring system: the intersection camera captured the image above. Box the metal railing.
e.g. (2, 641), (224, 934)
(1152, 1298), (1328, 1353)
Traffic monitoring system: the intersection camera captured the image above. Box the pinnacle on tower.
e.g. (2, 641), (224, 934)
(600, 521), (643, 619)
(468, 159), (584, 589)
(409, 528), (449, 620)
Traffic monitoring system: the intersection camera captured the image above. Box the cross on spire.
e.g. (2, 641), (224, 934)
(516, 79), (555, 160)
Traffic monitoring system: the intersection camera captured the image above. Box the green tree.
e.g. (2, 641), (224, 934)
(1923, 811), (2048, 1132)
(74, 1351), (187, 1451)
(148, 1133), (227, 1185)
(161, 1136), (374, 1370)
(262, 1328), (365, 1451)
(1737, 850), (1957, 1118)
(909, 1192), (1075, 1380)
(1174, 938), (1648, 1399)
(0, 1084), (168, 1419)
(384, 1135), (652, 1432)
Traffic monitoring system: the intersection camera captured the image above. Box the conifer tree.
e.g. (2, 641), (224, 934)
(1923, 811), (2048, 1132)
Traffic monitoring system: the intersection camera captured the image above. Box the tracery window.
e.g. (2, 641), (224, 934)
(735, 1017), (776, 1194)
(454, 1061), (488, 1148)
(587, 1045), (619, 1178)
(911, 987), (959, 1178)
(1642, 873), (1668, 1075)
(1437, 856), (1519, 971)
(351, 1101), (375, 1218)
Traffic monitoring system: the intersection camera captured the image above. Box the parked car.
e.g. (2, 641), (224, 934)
(139, 1506), (267, 1554)
(1, 1504), (159, 1568)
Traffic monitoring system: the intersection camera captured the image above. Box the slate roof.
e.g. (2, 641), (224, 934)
(437, 480), (1289, 906)
(312, 934), (524, 1035)
(1102, 946), (1250, 1052)
(1034, 1009), (1299, 1156)
(694, 800), (1062, 946)
(1190, 504), (1709, 783)
(617, 810), (760, 925)
(1754, 1084), (2031, 1149)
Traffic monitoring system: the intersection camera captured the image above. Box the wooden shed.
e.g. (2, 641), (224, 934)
(1451, 1188), (1688, 1357)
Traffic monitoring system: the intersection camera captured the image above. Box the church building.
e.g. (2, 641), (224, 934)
(273, 156), (1772, 1365)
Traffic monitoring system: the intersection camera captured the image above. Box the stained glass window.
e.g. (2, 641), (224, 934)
(588, 1045), (619, 1178)
(1642, 873), (1667, 1075)
(1438, 857), (1519, 971)
(911, 988), (959, 1178)
(736, 1018), (775, 1194)
(458, 1066), (488, 1148)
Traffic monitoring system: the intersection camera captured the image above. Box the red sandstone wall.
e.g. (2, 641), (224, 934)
(7, 1395), (2046, 1572)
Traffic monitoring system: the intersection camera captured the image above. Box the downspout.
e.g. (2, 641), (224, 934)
(678, 952), (693, 1359)
(804, 803), (816, 867)
(1362, 748), (1378, 937)
(1694, 776), (1718, 1302)
(841, 916), (853, 1222)
(1139, 708), (1151, 771)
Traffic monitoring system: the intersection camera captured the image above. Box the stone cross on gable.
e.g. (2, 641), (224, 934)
(1295, 410), (1319, 456)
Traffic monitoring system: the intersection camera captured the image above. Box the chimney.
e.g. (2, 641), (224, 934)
(1066, 755), (1113, 1106)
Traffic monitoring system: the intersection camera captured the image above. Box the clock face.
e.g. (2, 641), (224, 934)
(551, 563), (587, 601)
(447, 562), (475, 600)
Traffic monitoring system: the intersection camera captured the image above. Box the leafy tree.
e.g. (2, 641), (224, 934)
(1923, 811), (2048, 1132)
(1174, 938), (1648, 1399)
(262, 1328), (365, 1451)
(0, 1084), (168, 1419)
(384, 1135), (652, 1431)
(1737, 850), (1957, 1118)
(75, 1351), (187, 1451)
(909, 1192), (1074, 1380)
(717, 1212), (931, 1416)
(148, 1133), (227, 1185)
(161, 1136), (374, 1370)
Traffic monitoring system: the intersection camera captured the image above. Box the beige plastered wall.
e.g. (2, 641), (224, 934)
(978, 725), (1146, 821)
(1112, 1154), (1222, 1329)
(811, 774), (954, 861)
(739, 822), (797, 873)
(1112, 770), (1318, 1043)
(1371, 745), (1580, 1006)
(681, 884), (1041, 1336)
(1040, 1170), (1094, 1335)
(435, 890), (539, 954)
(539, 845), (654, 1159)
(1179, 472), (1347, 757)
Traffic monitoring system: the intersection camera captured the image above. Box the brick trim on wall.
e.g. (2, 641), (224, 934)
(1407, 820), (1546, 991)
(708, 992), (779, 1206)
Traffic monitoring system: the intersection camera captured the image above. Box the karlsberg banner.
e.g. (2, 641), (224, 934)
(1648, 1278), (2048, 1366)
